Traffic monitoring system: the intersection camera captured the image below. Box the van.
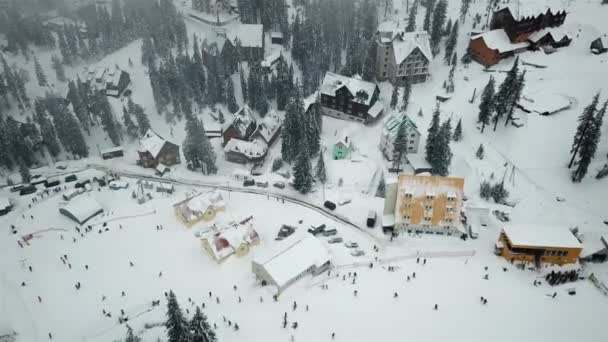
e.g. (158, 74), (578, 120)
(19, 185), (37, 196)
(322, 228), (337, 236)
(65, 174), (78, 183)
(308, 224), (326, 236)
(367, 211), (377, 228)
(324, 201), (336, 210)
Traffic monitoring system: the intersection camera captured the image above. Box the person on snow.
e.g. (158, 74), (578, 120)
(434, 304), (438, 310)
(293, 301), (297, 311)
(331, 332), (335, 339)
(354, 290), (358, 297)
(234, 323), (239, 331)
(292, 322), (298, 329)
(394, 292), (399, 298)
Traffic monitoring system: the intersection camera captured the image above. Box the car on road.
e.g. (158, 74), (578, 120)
(256, 181), (269, 188)
(308, 224), (326, 236)
(492, 210), (510, 222)
(322, 228), (337, 236)
(344, 241), (359, 248)
(273, 181), (286, 189)
(324, 201), (337, 210)
(366, 211), (377, 228)
(328, 237), (343, 244)
(64, 174), (77, 183)
(243, 179), (255, 187)
(350, 250), (365, 257)
(278, 225), (296, 238)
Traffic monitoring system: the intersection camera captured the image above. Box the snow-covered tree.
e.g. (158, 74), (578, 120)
(127, 99), (150, 136)
(444, 21), (459, 64)
(478, 76), (495, 133)
(19, 162), (31, 184)
(183, 116), (217, 174)
(315, 153), (327, 184)
(51, 55), (66, 82)
(453, 118), (463, 141)
(570, 95), (605, 182)
(423, 0), (434, 32)
(124, 325), (141, 342)
(189, 306), (216, 342)
(460, 0), (472, 22)
(362, 40), (377, 81)
(292, 146), (314, 194)
(406, 0), (418, 32)
(476, 143), (484, 159)
(281, 86), (304, 163)
(95, 93), (122, 146)
(393, 119), (409, 170)
(493, 57), (520, 131)
(390, 84), (399, 109)
(433, 119), (453, 176)
(34, 56), (48, 87)
(425, 104), (441, 165)
(376, 174), (386, 198)
(430, 0), (447, 55)
(401, 78), (411, 113)
(122, 106), (139, 139)
(165, 290), (191, 342)
(67, 80), (90, 134)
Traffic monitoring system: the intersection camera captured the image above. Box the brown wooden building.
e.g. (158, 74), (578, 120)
(222, 106), (258, 146)
(490, 5), (567, 43)
(495, 225), (582, 266)
(138, 129), (180, 168)
(469, 29), (530, 67)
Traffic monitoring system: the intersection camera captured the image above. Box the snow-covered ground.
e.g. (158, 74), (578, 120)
(2, 0), (608, 340)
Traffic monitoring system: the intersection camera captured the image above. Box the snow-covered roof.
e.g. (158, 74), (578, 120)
(519, 91), (571, 115)
(496, 0), (565, 20)
(471, 29), (530, 53)
(393, 31), (432, 63)
(302, 93), (318, 113)
(174, 191), (225, 224)
(261, 51), (282, 68)
(368, 102), (384, 118)
(94, 67), (106, 80)
(321, 72), (378, 106)
(59, 195), (103, 224)
(202, 219), (259, 261)
(502, 225), (582, 249)
(382, 214), (395, 227)
(528, 27), (570, 43)
(335, 132), (351, 148)
(406, 154), (432, 170)
(227, 106), (257, 138)
(255, 110), (282, 144)
(139, 129), (169, 158)
(580, 233), (608, 258)
(271, 32), (283, 38)
(383, 114), (419, 139)
(224, 139), (268, 158)
(229, 24), (264, 48)
(100, 146), (123, 154)
(252, 233), (331, 288)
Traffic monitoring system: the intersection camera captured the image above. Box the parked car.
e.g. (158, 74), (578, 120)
(278, 225), (296, 238)
(492, 210), (510, 222)
(64, 174), (78, 183)
(328, 236), (343, 244)
(44, 178), (61, 188)
(109, 180), (129, 190)
(273, 181), (286, 189)
(19, 185), (37, 196)
(243, 179), (255, 187)
(350, 250), (365, 257)
(322, 228), (337, 236)
(308, 224), (326, 236)
(337, 198), (352, 206)
(75, 179), (91, 189)
(10, 185), (24, 193)
(256, 181), (269, 188)
(324, 201), (337, 210)
(56, 164), (67, 170)
(366, 211), (377, 228)
(344, 241), (359, 248)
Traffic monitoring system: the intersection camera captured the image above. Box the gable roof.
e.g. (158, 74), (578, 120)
(59, 195), (103, 224)
(321, 72), (378, 106)
(224, 138), (268, 158)
(528, 27), (570, 43)
(495, 1), (565, 21)
(471, 29), (530, 53)
(255, 110), (283, 144)
(229, 24), (264, 48)
(393, 31), (432, 63)
(139, 129), (172, 158)
(502, 225), (582, 249)
(226, 106), (257, 138)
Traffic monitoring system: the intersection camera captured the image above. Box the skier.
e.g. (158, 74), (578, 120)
(413, 272), (416, 278)
(48, 332), (52, 339)
(260, 296), (264, 303)
(102, 295), (106, 301)
(233, 285), (237, 291)
(234, 323), (239, 331)
(434, 304), (438, 310)
(216, 297), (220, 304)
(331, 332), (335, 339)
(552, 292), (557, 298)
(238, 296), (242, 303)
(209, 291), (212, 298)
(292, 322), (298, 329)
(129, 261), (134, 267)
(159, 271), (163, 277)
(38, 296), (42, 303)
(306, 304), (309, 311)
(121, 291), (125, 297)
(21, 282), (26, 287)
(85, 265), (88, 270)
(407, 276), (410, 282)
(28, 266), (32, 272)
(394, 292), (399, 298)
(354, 290), (358, 297)
(483, 274), (489, 280)
(293, 301), (297, 311)
(423, 259), (427, 265)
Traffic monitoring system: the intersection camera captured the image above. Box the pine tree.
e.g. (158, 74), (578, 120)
(425, 104), (441, 165)
(34, 56), (48, 87)
(390, 84), (399, 110)
(218, 110), (225, 124)
(5, 117), (34, 166)
(444, 18), (452, 37)
(281, 86), (304, 163)
(128, 99), (151, 136)
(239, 68), (248, 103)
(493, 57), (520, 131)
(0, 117), (13, 169)
(504, 70), (526, 127)
(51, 55), (67, 82)
(165, 290), (191, 342)
(34, 99), (61, 157)
(189, 306), (216, 342)
(45, 95), (88, 158)
(124, 325), (141, 342)
(406, 1), (418, 32)
(292, 146), (314, 194)
(445, 58), (456, 93)
(141, 36), (156, 67)
(571, 97), (605, 182)
(183, 117), (217, 174)
(96, 93), (122, 146)
(478, 76), (495, 133)
(401, 78), (411, 113)
(19, 162), (31, 184)
(423, 0), (434, 32)
(376, 175), (386, 198)
(225, 77), (239, 113)
(460, 0), (472, 22)
(430, 0), (447, 55)
(453, 118), (463, 141)
(122, 106), (139, 139)
(434, 119), (453, 176)
(315, 153), (327, 184)
(393, 119), (409, 170)
(67, 80), (90, 134)
(305, 104), (321, 157)
(444, 21), (459, 64)
(476, 143), (484, 159)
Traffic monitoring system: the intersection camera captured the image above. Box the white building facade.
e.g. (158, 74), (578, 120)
(380, 114), (421, 161)
(376, 29), (432, 85)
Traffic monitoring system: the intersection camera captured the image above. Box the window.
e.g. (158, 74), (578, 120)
(409, 140), (415, 145)
(385, 51), (389, 56)
(424, 205), (432, 211)
(385, 58), (388, 62)
(426, 195), (434, 200)
(424, 216), (432, 222)
(410, 134), (416, 138)
(383, 72), (387, 77)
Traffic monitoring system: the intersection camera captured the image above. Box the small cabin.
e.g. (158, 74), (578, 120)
(101, 146), (124, 160)
(333, 134), (353, 160)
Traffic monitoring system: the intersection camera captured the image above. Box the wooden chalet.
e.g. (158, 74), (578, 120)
(222, 106), (257, 146)
(490, 3), (567, 43)
(469, 29), (529, 67)
(319, 72), (383, 124)
(138, 129), (180, 168)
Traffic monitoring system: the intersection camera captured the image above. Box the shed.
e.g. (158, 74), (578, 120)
(252, 233), (332, 294)
(271, 32), (284, 45)
(406, 154), (434, 174)
(590, 34), (608, 54)
(333, 133), (353, 160)
(59, 196), (104, 225)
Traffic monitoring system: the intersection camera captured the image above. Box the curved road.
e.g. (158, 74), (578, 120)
(86, 164), (384, 244)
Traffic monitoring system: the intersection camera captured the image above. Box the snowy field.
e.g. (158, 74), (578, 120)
(1, 0), (608, 341)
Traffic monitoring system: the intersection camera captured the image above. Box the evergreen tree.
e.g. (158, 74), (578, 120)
(460, 0), (472, 22)
(423, 0), (434, 32)
(19, 162), (31, 184)
(305, 104), (321, 157)
(239, 68), (248, 103)
(5, 117), (34, 166)
(453, 118), (463, 141)
(476, 143), (484, 159)
(362, 40), (377, 82)
(444, 21), (459, 64)
(478, 76), (495, 133)
(189, 306), (216, 342)
(281, 87), (304, 163)
(292, 146), (314, 194)
(445, 58), (456, 93)
(276, 57), (291, 110)
(51, 55), (67, 83)
(425, 104), (441, 165)
(124, 325), (141, 342)
(141, 36), (156, 67)
(183, 117), (217, 174)
(0, 117), (13, 169)
(444, 18), (452, 37)
(67, 80), (90, 134)
(128, 99), (151, 135)
(434, 119), (453, 176)
(570, 95), (605, 182)
(390, 84), (399, 110)
(122, 106), (139, 139)
(406, 1), (418, 32)
(34, 99), (61, 157)
(376, 175), (386, 198)
(218, 110), (225, 124)
(504, 70), (526, 127)
(226, 77), (239, 113)
(430, 0), (448, 55)
(34, 56), (48, 87)
(393, 119), (409, 170)
(57, 28), (72, 65)
(45, 95), (88, 158)
(96, 93), (122, 146)
(493, 57), (520, 131)
(315, 153), (327, 184)
(401, 78), (411, 112)
(165, 290), (191, 342)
